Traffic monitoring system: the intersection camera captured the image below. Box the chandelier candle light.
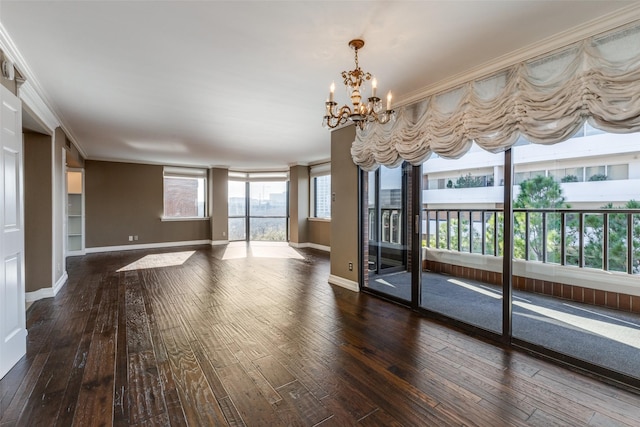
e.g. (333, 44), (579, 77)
(323, 39), (396, 130)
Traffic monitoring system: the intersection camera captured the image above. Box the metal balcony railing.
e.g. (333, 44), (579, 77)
(423, 208), (640, 275)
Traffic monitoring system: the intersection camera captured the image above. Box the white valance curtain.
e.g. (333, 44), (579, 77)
(351, 22), (640, 171)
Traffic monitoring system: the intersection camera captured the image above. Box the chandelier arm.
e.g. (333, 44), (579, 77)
(324, 104), (353, 129)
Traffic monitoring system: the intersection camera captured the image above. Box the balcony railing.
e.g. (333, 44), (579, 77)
(423, 208), (640, 275)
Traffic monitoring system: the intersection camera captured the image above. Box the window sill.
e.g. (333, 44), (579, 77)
(308, 217), (331, 222)
(161, 216), (211, 222)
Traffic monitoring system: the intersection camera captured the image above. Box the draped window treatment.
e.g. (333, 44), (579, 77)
(351, 22), (640, 171)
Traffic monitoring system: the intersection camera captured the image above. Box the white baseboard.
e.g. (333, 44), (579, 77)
(328, 274), (359, 292)
(289, 242), (330, 252)
(53, 271), (68, 296)
(85, 240), (211, 253)
(309, 243), (330, 252)
(211, 240), (229, 246)
(25, 271), (69, 303)
(26, 287), (54, 303)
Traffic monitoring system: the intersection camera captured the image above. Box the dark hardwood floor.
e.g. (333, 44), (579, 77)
(2, 243), (640, 426)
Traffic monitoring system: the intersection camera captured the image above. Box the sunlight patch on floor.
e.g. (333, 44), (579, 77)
(221, 242), (304, 260)
(448, 278), (502, 299)
(374, 278), (396, 288)
(447, 277), (640, 350)
(117, 251), (195, 272)
(513, 300), (640, 350)
(221, 244), (248, 260)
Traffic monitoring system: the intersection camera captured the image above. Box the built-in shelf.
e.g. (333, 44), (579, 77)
(67, 170), (84, 255)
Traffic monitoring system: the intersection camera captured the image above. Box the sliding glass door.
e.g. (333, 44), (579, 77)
(419, 143), (504, 334)
(364, 164), (411, 302)
(360, 129), (640, 388)
(510, 127), (640, 381)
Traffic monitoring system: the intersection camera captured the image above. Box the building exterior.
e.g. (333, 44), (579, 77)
(423, 124), (640, 209)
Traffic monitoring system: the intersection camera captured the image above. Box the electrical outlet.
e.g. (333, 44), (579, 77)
(348, 262), (353, 271)
(128, 235), (133, 241)
(134, 235), (138, 241)
(222, 231), (226, 237)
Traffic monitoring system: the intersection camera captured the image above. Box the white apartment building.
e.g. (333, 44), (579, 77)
(423, 125), (640, 209)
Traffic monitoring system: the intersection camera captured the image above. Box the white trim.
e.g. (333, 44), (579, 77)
(164, 166), (208, 177)
(211, 240), (229, 246)
(25, 272), (67, 303)
(309, 243), (330, 252)
(399, 4), (640, 108)
(25, 288), (53, 303)
(88, 155), (212, 169)
(85, 240), (211, 253)
(18, 81), (58, 133)
(289, 242), (330, 252)
(328, 274), (359, 292)
(53, 271), (68, 296)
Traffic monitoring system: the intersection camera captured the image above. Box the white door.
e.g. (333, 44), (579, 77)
(0, 84), (26, 380)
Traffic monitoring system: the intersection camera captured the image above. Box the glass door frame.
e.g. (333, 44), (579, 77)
(368, 165), (409, 275)
(360, 163), (413, 305)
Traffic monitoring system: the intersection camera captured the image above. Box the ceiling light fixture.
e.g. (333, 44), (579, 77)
(323, 39), (395, 130)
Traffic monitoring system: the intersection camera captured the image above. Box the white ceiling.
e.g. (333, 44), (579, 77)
(0, 1), (637, 170)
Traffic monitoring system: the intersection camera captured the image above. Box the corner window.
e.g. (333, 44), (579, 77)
(163, 167), (207, 219)
(310, 163), (331, 219)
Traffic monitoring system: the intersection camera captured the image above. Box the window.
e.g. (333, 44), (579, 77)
(310, 163), (331, 219)
(586, 165), (606, 181)
(607, 164), (628, 180)
(163, 167), (207, 219)
(227, 170), (289, 241)
(514, 170), (545, 185)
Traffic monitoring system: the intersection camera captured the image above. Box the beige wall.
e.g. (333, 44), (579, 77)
(24, 132), (53, 293)
(53, 128), (66, 282)
(210, 167), (228, 242)
(289, 165), (309, 244)
(65, 141), (85, 168)
(308, 219), (330, 247)
(330, 125), (359, 287)
(85, 160), (210, 248)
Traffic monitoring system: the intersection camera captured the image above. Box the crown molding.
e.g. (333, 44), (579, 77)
(399, 5), (640, 107)
(308, 158), (331, 167)
(0, 21), (88, 158)
(288, 162), (309, 168)
(19, 80), (58, 133)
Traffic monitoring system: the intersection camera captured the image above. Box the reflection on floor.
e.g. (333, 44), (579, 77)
(368, 270), (640, 379)
(220, 241), (305, 260)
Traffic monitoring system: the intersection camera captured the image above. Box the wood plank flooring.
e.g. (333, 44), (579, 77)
(2, 243), (640, 426)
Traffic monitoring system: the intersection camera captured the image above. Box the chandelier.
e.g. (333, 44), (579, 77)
(323, 39), (396, 130)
